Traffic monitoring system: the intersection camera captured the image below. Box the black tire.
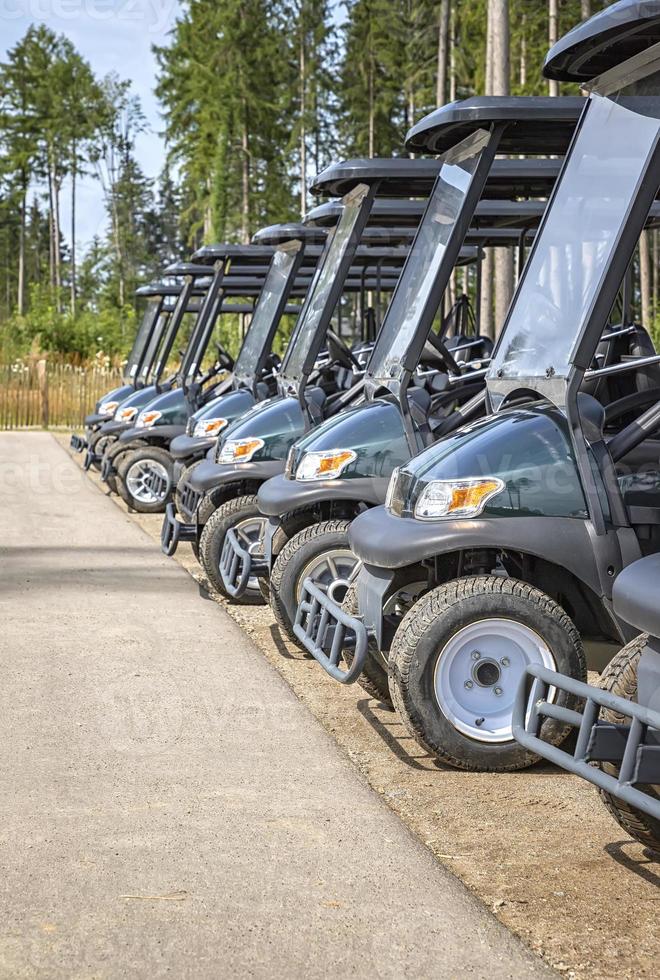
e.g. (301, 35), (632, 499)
(341, 583), (395, 709)
(270, 520), (354, 647)
(88, 430), (117, 471)
(103, 438), (148, 494)
(116, 446), (175, 514)
(198, 495), (266, 605)
(389, 575), (586, 772)
(598, 635), (660, 854)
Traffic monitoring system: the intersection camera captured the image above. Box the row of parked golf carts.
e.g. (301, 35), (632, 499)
(72, 1), (660, 856)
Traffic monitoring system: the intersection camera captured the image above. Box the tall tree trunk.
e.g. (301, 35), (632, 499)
(653, 229), (658, 323)
(299, 22), (307, 216)
(436, 0), (450, 107)
(47, 165), (55, 294)
(449, 4), (457, 101)
(640, 230), (652, 327)
(581, 1), (591, 20)
(241, 107), (250, 244)
(548, 0), (560, 96)
(17, 181), (26, 316)
(519, 13), (527, 88)
(70, 152), (77, 317)
(368, 56), (375, 158)
(481, 1), (495, 338)
(490, 0), (514, 336)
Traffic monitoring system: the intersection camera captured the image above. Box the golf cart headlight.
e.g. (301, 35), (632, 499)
(219, 437), (264, 464)
(295, 449), (357, 482)
(414, 477), (505, 521)
(136, 410), (162, 429)
(193, 417), (228, 438)
(99, 400), (119, 417)
(115, 405), (138, 422)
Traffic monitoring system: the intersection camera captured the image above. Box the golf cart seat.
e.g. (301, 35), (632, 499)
(613, 553), (660, 637)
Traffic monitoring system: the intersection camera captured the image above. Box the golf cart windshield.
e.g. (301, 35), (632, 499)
(124, 298), (161, 382)
(233, 242), (302, 385)
(136, 307), (171, 385)
(488, 59), (660, 389)
(367, 130), (491, 384)
(280, 184), (370, 384)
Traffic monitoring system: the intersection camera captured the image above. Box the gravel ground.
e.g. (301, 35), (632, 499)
(62, 433), (660, 980)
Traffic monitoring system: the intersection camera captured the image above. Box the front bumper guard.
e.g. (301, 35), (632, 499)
(100, 455), (114, 483)
(142, 465), (171, 502)
(293, 579), (368, 684)
(70, 433), (87, 453)
(513, 664), (660, 820)
(83, 447), (99, 471)
(161, 502), (196, 557)
(219, 528), (267, 598)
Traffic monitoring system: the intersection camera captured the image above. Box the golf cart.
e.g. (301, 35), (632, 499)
(69, 280), (181, 456)
(293, 0), (660, 774)
(103, 247), (284, 511)
(161, 199), (430, 560)
(253, 99), (584, 644)
(178, 160), (450, 602)
(510, 0), (660, 853)
(157, 223), (330, 553)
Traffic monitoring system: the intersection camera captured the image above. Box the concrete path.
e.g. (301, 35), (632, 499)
(0, 432), (555, 979)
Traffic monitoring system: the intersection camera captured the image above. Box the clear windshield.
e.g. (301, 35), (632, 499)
(233, 245), (300, 382)
(183, 273), (223, 383)
(488, 89), (660, 384)
(124, 299), (161, 381)
(137, 309), (170, 384)
(367, 130), (490, 383)
(281, 185), (370, 382)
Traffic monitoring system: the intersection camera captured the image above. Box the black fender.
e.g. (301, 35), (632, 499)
(188, 458), (285, 493)
(170, 434), (215, 460)
(348, 506), (639, 604)
(118, 424), (185, 445)
(98, 419), (133, 437)
(84, 411), (110, 427)
(257, 473), (388, 517)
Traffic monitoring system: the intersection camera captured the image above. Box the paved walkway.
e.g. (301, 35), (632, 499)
(0, 432), (555, 978)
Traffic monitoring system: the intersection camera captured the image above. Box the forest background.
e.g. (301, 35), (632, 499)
(2, 0), (655, 365)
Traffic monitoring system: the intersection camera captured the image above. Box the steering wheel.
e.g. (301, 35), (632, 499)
(214, 340), (234, 371)
(424, 328), (461, 376)
(326, 330), (361, 371)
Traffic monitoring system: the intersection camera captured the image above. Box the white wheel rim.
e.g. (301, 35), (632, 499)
(126, 459), (170, 504)
(232, 516), (267, 591)
(297, 548), (358, 605)
(433, 618), (556, 744)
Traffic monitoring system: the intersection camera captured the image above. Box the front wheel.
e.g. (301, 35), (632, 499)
(117, 446), (174, 513)
(88, 430), (117, 470)
(389, 575), (586, 772)
(270, 520), (356, 647)
(598, 635), (660, 854)
(198, 495), (267, 605)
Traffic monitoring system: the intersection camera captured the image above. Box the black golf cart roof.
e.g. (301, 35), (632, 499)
(136, 282), (177, 298)
(191, 243), (277, 265)
(544, 0), (660, 82)
(306, 199), (426, 228)
(405, 96), (584, 155)
(310, 159), (444, 198)
(252, 223), (328, 246)
(312, 157), (563, 202)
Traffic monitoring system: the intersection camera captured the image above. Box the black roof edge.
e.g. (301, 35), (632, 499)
(310, 158), (443, 198)
(190, 243), (276, 263)
(545, 0), (660, 82)
(251, 223), (328, 244)
(405, 96), (584, 155)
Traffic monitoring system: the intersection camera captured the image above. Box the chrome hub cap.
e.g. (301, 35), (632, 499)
(433, 618), (556, 743)
(297, 548), (358, 605)
(125, 459), (170, 504)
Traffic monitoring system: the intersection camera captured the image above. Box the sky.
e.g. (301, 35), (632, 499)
(1, 0), (182, 250)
